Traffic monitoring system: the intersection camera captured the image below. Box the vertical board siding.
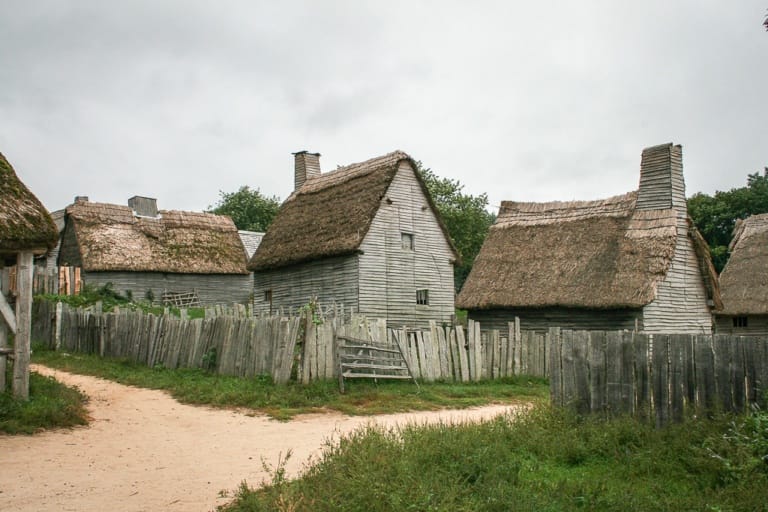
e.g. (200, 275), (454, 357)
(83, 271), (252, 306)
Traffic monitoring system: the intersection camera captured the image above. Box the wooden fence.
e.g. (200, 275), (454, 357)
(32, 300), (548, 384)
(549, 329), (768, 425)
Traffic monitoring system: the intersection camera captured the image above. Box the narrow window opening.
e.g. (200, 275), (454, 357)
(733, 316), (748, 328)
(416, 289), (429, 305)
(401, 232), (414, 250)
(265, 289), (273, 315)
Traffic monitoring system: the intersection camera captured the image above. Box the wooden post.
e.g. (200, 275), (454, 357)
(13, 251), (34, 400)
(0, 264), (8, 392)
(54, 301), (63, 351)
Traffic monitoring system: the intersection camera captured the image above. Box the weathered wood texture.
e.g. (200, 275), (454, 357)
(467, 307), (642, 333)
(252, 162), (456, 329)
(82, 271), (252, 306)
(715, 315), (768, 336)
(356, 163), (456, 328)
(549, 329), (768, 426)
(253, 255), (360, 317)
(12, 252), (34, 399)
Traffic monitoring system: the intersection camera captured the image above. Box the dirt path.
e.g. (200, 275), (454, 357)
(0, 366), (521, 512)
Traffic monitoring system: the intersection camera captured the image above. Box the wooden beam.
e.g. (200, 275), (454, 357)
(13, 251), (33, 400)
(0, 290), (17, 334)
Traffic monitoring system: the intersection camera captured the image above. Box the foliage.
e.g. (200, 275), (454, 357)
(34, 293), (205, 318)
(0, 371), (88, 434)
(223, 407), (768, 512)
(32, 348), (547, 421)
(208, 186), (281, 232)
(415, 162), (495, 292)
(688, 168), (768, 273)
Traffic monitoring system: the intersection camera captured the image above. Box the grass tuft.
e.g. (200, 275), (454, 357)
(0, 372), (88, 434)
(223, 406), (768, 511)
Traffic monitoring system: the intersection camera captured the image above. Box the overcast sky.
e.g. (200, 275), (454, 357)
(1, 1), (766, 215)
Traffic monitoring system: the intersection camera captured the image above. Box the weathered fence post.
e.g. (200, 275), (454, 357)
(12, 251), (34, 400)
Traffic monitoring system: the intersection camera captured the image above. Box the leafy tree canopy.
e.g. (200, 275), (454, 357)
(208, 186), (281, 232)
(416, 162), (495, 292)
(687, 168), (768, 273)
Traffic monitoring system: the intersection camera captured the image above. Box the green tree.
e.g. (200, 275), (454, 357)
(416, 162), (495, 292)
(208, 186), (281, 232)
(688, 168), (768, 273)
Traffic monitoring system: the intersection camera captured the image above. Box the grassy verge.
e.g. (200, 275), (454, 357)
(32, 348), (548, 421)
(0, 372), (89, 434)
(224, 405), (768, 511)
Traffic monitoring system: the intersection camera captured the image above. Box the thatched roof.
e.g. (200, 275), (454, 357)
(60, 200), (248, 274)
(0, 152), (58, 255)
(718, 214), (768, 315)
(457, 191), (720, 311)
(248, 151), (458, 271)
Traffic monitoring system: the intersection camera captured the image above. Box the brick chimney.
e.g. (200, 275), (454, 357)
(636, 143), (685, 211)
(128, 195), (159, 218)
(293, 151), (321, 191)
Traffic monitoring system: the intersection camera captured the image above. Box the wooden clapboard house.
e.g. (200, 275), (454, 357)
(457, 143), (722, 333)
(715, 214), (768, 335)
(0, 152), (58, 398)
(248, 151), (459, 327)
(57, 196), (252, 306)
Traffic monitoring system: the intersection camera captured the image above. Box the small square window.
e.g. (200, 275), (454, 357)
(733, 316), (748, 328)
(401, 232), (414, 250)
(416, 289), (429, 305)
(264, 289), (273, 302)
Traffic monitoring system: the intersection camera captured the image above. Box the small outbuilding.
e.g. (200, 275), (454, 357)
(248, 150), (459, 327)
(457, 143), (721, 333)
(57, 196), (251, 306)
(0, 152), (58, 398)
(715, 214), (768, 335)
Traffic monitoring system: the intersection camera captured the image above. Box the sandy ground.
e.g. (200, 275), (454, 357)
(0, 366), (521, 512)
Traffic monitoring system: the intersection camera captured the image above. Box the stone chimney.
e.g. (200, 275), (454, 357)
(293, 151), (321, 191)
(636, 143), (685, 211)
(128, 195), (159, 218)
(74, 195), (89, 203)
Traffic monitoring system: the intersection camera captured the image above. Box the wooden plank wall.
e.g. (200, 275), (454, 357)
(549, 329), (768, 426)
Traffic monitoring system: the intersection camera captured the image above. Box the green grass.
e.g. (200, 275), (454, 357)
(0, 372), (89, 434)
(224, 406), (768, 512)
(32, 347), (548, 421)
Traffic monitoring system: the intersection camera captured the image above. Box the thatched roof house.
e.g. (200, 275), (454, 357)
(0, 153), (57, 260)
(58, 196), (251, 305)
(457, 143), (721, 333)
(715, 214), (768, 334)
(248, 151), (458, 326)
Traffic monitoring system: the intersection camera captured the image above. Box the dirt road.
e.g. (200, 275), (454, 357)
(0, 366), (519, 512)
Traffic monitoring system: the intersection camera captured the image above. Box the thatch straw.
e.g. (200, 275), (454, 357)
(0, 152), (58, 255)
(59, 201), (248, 274)
(248, 150), (457, 271)
(718, 213), (768, 314)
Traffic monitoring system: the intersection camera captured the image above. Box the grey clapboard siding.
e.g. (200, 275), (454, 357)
(642, 212), (713, 334)
(253, 161), (456, 328)
(253, 256), (360, 315)
(468, 308), (643, 333)
(358, 162), (456, 328)
(84, 271), (252, 306)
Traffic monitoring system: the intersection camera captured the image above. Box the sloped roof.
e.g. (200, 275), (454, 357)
(457, 192), (686, 310)
(718, 214), (768, 315)
(0, 152), (58, 254)
(61, 200), (248, 274)
(248, 150), (458, 271)
(238, 230), (264, 260)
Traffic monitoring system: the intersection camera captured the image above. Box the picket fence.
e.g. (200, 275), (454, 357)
(31, 300), (548, 385)
(549, 329), (768, 425)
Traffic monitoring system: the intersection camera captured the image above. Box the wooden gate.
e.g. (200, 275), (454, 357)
(336, 334), (418, 392)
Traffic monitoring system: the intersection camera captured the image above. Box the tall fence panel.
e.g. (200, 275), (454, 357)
(549, 329), (768, 425)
